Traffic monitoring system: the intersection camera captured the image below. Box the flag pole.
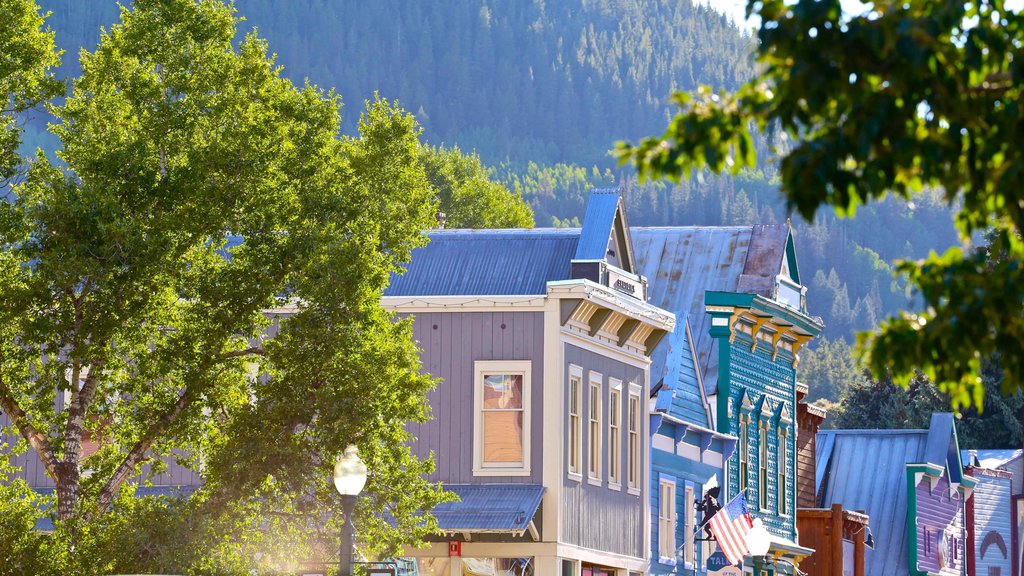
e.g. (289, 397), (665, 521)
(675, 487), (748, 554)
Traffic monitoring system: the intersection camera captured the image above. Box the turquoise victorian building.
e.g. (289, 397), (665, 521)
(635, 224), (822, 575)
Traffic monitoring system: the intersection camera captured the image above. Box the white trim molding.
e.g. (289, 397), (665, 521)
(381, 295), (547, 313)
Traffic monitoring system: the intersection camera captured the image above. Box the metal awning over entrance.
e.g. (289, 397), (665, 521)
(433, 484), (544, 538)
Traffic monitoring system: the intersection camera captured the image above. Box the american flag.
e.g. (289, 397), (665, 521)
(709, 492), (754, 565)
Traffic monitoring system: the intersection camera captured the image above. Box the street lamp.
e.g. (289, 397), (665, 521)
(748, 518), (772, 573)
(334, 445), (368, 576)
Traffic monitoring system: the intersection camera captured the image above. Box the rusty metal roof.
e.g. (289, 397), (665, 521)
(633, 225), (789, 395)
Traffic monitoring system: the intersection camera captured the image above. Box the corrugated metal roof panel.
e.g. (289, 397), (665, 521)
(574, 188), (620, 261)
(432, 484), (545, 532)
(384, 229), (579, 296)
(816, 430), (929, 575)
(633, 227), (755, 395)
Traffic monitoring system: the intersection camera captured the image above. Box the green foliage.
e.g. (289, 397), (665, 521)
(420, 144), (533, 228)
(0, 0), (448, 570)
(618, 0), (1024, 408)
(0, 0), (62, 182)
(798, 337), (865, 403)
(830, 360), (1023, 449)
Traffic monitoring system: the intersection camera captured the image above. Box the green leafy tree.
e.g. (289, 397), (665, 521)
(0, 0), (61, 183)
(420, 144), (534, 228)
(0, 0), (447, 571)
(618, 0), (1024, 409)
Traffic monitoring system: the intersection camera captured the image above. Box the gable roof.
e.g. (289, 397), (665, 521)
(652, 314), (712, 428)
(633, 225), (792, 395)
(816, 429), (928, 575)
(816, 413), (964, 575)
(384, 228), (580, 296)
(575, 188), (636, 272)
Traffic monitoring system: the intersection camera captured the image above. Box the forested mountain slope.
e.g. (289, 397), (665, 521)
(36, 0), (755, 167)
(29, 0), (961, 357)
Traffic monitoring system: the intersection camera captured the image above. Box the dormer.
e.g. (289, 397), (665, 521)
(775, 225), (806, 312)
(570, 189), (648, 301)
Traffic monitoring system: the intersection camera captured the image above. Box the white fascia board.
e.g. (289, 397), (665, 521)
(546, 279), (675, 331)
(380, 295), (548, 312)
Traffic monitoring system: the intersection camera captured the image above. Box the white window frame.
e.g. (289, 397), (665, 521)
(473, 360), (531, 476)
(568, 364), (583, 480)
(608, 378), (622, 490)
(587, 371), (603, 485)
(684, 484), (695, 566)
(659, 477), (677, 563)
(627, 383), (642, 494)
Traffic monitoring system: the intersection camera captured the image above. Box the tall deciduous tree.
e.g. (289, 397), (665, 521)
(0, 0), (447, 567)
(0, 0), (61, 183)
(421, 144), (534, 228)
(618, 0), (1024, 410)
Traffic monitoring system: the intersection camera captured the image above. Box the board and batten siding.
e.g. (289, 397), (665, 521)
(402, 311), (544, 485)
(914, 473), (966, 576)
(969, 469), (1013, 576)
(561, 343), (646, 559)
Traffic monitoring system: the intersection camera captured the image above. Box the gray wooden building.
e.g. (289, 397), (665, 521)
(382, 190), (674, 576)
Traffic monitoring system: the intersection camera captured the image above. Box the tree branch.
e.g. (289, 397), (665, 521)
(91, 386), (193, 518)
(0, 374), (59, 482)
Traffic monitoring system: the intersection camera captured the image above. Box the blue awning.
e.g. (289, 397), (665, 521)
(434, 484), (545, 532)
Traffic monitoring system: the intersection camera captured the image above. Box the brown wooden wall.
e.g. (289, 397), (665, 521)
(796, 397), (824, 508)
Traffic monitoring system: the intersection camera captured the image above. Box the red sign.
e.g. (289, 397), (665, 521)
(448, 541), (462, 557)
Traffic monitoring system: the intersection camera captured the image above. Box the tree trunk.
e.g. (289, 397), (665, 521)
(55, 460), (80, 520)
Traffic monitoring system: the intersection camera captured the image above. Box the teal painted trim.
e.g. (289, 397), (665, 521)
(717, 334), (731, 435)
(705, 291), (756, 308)
(704, 291), (823, 335)
(785, 228), (800, 285)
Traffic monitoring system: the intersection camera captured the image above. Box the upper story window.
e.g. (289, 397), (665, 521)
(568, 365), (583, 479)
(778, 430), (789, 515)
(627, 385), (642, 493)
(738, 416), (749, 492)
(608, 379), (622, 488)
(587, 372), (603, 484)
(473, 360), (531, 476)
(759, 424), (769, 510)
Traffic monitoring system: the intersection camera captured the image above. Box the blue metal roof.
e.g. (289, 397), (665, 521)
(432, 484), (545, 532)
(574, 188), (620, 261)
(816, 429), (929, 575)
(31, 484), (197, 531)
(384, 229), (579, 296)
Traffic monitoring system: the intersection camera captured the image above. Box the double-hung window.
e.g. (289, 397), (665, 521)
(568, 365), (583, 478)
(759, 424), (768, 510)
(658, 478), (676, 560)
(473, 360), (531, 475)
(587, 372), (602, 484)
(608, 379), (622, 488)
(627, 386), (641, 492)
(738, 416), (749, 492)
(778, 432), (788, 515)
(684, 485), (695, 565)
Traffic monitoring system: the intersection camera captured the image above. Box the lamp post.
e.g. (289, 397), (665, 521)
(748, 518), (772, 573)
(333, 445), (368, 576)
